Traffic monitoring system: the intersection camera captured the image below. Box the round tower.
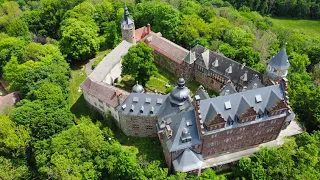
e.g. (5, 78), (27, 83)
(264, 48), (290, 85)
(120, 6), (136, 44)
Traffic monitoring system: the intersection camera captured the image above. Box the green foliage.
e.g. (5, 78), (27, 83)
(0, 115), (30, 158)
(224, 27), (255, 48)
(11, 99), (74, 140)
(60, 18), (100, 61)
(233, 132), (320, 179)
(0, 156), (29, 180)
(0, 36), (26, 74)
(122, 42), (157, 86)
(135, 1), (181, 41)
(5, 18), (29, 38)
(0, 1), (22, 31)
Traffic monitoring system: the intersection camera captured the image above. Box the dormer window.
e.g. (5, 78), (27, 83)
(224, 101), (231, 110)
(130, 105), (134, 112)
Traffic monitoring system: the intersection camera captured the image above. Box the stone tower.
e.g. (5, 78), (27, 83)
(120, 5), (136, 44)
(264, 48), (290, 85)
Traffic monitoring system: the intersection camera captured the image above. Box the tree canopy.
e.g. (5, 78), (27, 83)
(121, 42), (157, 86)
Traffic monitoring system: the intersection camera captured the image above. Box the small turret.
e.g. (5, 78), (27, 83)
(132, 81), (144, 93)
(265, 48), (290, 85)
(120, 5), (136, 44)
(168, 78), (191, 106)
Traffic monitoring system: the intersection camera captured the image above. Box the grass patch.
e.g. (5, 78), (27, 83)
(117, 64), (218, 96)
(271, 18), (320, 37)
(69, 65), (87, 107)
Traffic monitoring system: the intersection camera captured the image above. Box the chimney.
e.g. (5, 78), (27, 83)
(147, 24), (151, 34)
(115, 91), (122, 105)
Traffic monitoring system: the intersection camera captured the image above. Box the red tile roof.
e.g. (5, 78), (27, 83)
(135, 26), (150, 42)
(143, 33), (189, 65)
(0, 92), (20, 113)
(80, 78), (129, 108)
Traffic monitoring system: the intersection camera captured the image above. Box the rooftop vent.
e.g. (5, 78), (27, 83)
(225, 90), (230, 96)
(166, 125), (172, 139)
(145, 97), (151, 104)
(253, 83), (258, 89)
(121, 104), (127, 110)
(130, 105), (134, 112)
(133, 96), (139, 103)
(213, 58), (219, 67)
(224, 101), (231, 110)
(195, 95), (200, 101)
(255, 95), (262, 103)
(181, 128), (192, 143)
(140, 106), (144, 113)
(186, 120), (193, 126)
(156, 98), (163, 104)
(225, 64), (232, 75)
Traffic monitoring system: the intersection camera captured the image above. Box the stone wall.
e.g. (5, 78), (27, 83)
(119, 113), (158, 137)
(202, 116), (286, 159)
(153, 51), (194, 81)
(194, 68), (226, 92)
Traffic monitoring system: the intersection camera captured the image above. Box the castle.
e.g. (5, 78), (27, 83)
(80, 6), (303, 175)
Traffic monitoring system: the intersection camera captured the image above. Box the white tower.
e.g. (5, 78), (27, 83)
(120, 6), (136, 44)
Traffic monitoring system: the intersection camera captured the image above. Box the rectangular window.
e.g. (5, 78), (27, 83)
(227, 130), (233, 134)
(211, 134), (217, 138)
(133, 125), (139, 129)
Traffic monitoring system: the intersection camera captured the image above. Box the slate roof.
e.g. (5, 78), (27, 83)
(194, 86), (210, 100)
(173, 148), (203, 172)
(220, 81), (238, 96)
(80, 78), (129, 108)
(120, 6), (134, 28)
(269, 48), (290, 70)
(0, 92), (20, 113)
(89, 41), (133, 83)
(117, 93), (167, 116)
(158, 110), (201, 152)
(144, 32), (189, 64)
(192, 45), (263, 87)
(183, 50), (197, 64)
(200, 84), (286, 131)
(247, 75), (265, 90)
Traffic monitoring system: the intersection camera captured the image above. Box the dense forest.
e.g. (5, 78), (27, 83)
(225, 0), (320, 19)
(0, 0), (319, 179)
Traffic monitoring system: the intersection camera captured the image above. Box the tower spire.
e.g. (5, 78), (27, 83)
(124, 5), (129, 22)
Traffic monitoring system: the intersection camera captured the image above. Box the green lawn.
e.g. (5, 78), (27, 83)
(117, 64), (218, 96)
(271, 18), (320, 37)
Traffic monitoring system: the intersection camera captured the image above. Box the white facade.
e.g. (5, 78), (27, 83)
(103, 61), (122, 85)
(83, 91), (119, 122)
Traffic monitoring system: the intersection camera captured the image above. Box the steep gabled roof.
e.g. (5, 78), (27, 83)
(236, 96), (251, 117)
(266, 90), (282, 110)
(220, 81), (238, 96)
(269, 48), (290, 70)
(158, 110), (201, 152)
(183, 50), (197, 64)
(199, 84), (286, 133)
(247, 75), (264, 90)
(172, 148), (203, 172)
(194, 86), (210, 100)
(192, 45), (263, 88)
(204, 103), (220, 126)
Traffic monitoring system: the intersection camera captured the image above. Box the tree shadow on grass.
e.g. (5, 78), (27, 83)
(70, 94), (103, 121)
